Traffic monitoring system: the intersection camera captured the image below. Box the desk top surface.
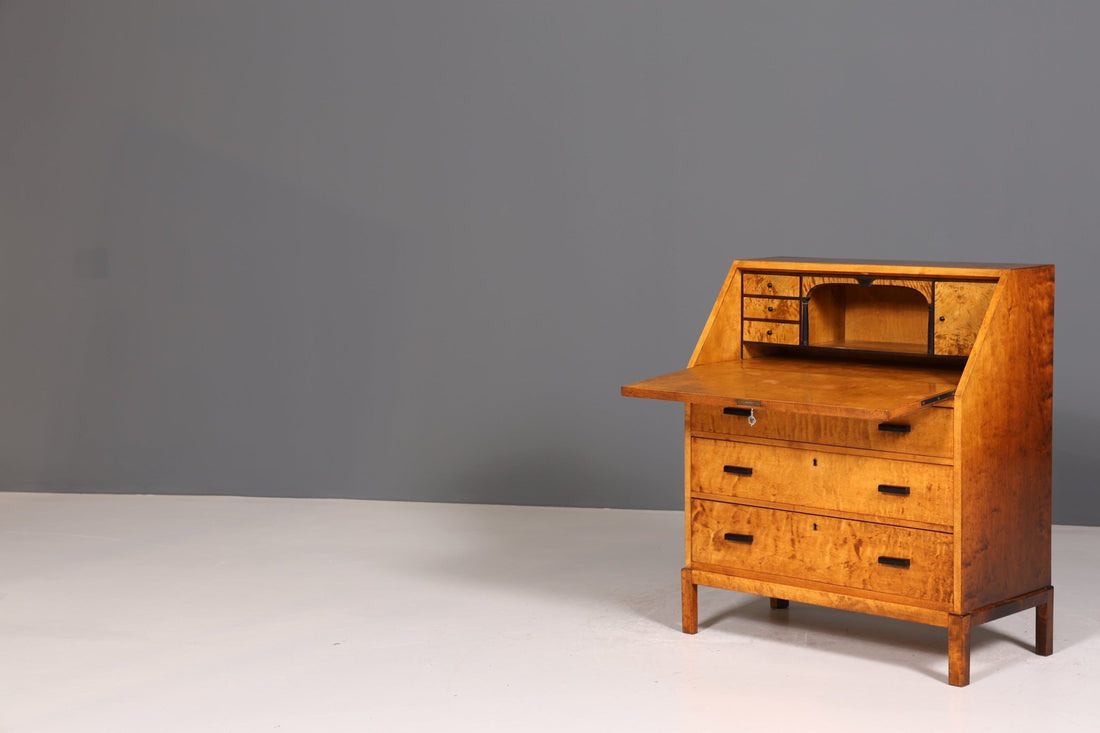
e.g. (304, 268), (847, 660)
(621, 358), (961, 421)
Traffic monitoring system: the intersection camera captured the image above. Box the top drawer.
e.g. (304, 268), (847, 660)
(743, 273), (800, 298)
(691, 404), (954, 459)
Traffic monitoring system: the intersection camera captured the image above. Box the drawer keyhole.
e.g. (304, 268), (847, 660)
(812, 458), (818, 466)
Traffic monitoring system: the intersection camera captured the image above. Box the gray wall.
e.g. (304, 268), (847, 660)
(1, 1), (1097, 524)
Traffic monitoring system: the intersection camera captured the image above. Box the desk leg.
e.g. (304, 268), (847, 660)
(948, 614), (972, 687)
(681, 568), (698, 634)
(1036, 588), (1054, 656)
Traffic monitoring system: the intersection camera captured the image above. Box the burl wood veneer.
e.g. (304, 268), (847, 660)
(622, 258), (1054, 686)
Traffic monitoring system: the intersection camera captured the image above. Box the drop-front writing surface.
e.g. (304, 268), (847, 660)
(621, 258), (1054, 686)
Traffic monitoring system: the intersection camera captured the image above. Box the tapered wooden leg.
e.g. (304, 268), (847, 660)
(770, 597), (789, 609)
(681, 568), (698, 634)
(1036, 589), (1054, 656)
(948, 614), (972, 687)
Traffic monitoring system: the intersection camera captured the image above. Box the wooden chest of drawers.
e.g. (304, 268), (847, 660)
(622, 258), (1054, 686)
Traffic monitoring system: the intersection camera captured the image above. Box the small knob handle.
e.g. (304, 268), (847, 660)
(766, 329), (773, 336)
(766, 282), (773, 288)
(767, 306), (774, 312)
(939, 315), (946, 322)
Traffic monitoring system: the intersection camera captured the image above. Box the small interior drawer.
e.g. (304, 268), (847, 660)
(743, 320), (799, 345)
(743, 273), (800, 298)
(742, 297), (801, 321)
(690, 499), (953, 604)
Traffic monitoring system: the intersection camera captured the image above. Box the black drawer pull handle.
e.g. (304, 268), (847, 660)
(724, 533), (754, 544)
(877, 423), (911, 434)
(767, 306), (775, 312)
(878, 556), (911, 569)
(723, 407), (753, 417)
(766, 329), (774, 336)
(723, 465), (753, 476)
(878, 484), (911, 496)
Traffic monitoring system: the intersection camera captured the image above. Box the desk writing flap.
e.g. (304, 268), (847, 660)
(621, 358), (960, 421)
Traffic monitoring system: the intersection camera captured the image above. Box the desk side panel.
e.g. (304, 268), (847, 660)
(689, 262), (743, 367)
(954, 266), (1054, 612)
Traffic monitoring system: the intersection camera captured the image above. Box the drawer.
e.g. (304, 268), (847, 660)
(690, 404), (954, 458)
(743, 320), (800, 345)
(691, 438), (953, 526)
(743, 273), (800, 297)
(690, 499), (953, 604)
(742, 297), (801, 321)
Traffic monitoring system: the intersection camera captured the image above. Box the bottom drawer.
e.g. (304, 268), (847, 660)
(690, 499), (953, 605)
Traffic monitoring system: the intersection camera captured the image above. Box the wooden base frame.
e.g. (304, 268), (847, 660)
(681, 568), (1053, 687)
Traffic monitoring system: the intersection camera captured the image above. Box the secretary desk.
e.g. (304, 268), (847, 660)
(621, 258), (1054, 686)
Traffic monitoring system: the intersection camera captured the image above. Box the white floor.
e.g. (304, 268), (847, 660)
(0, 493), (1096, 732)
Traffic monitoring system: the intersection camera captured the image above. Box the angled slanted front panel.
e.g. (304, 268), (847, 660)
(688, 262), (743, 367)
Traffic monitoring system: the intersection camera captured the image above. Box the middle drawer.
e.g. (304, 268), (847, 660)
(743, 296), (801, 321)
(691, 437), (952, 527)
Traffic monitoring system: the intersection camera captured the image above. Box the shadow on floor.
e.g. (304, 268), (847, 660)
(393, 452), (1092, 684)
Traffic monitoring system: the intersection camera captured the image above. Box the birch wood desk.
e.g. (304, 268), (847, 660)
(622, 258), (1054, 686)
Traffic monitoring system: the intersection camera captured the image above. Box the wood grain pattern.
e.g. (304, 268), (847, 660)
(953, 266), (1054, 611)
(802, 275), (934, 302)
(681, 567), (698, 634)
(690, 403), (954, 458)
(742, 320), (799, 345)
(1037, 590), (1054, 656)
(622, 358), (959, 420)
(690, 437), (953, 526)
(742, 296), (801, 321)
(735, 258), (1014, 278)
(683, 406), (693, 568)
(690, 499), (954, 604)
(948, 614), (972, 686)
(623, 258), (1053, 685)
(743, 273), (800, 297)
(686, 568), (952, 625)
(807, 283), (930, 352)
(933, 280), (997, 356)
(689, 263), (743, 366)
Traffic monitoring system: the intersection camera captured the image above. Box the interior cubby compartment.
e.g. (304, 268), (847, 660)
(807, 283), (930, 354)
